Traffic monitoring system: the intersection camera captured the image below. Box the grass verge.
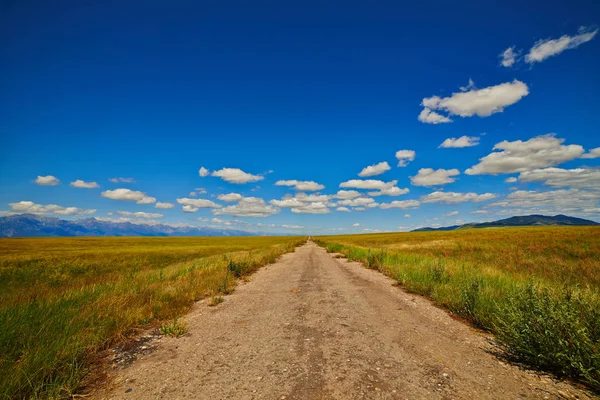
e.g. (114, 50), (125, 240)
(0, 236), (304, 399)
(314, 227), (600, 392)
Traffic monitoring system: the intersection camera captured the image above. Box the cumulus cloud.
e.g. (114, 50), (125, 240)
(70, 180), (99, 189)
(368, 187), (410, 197)
(410, 168), (460, 187)
(109, 177), (135, 183)
(270, 198), (306, 208)
(518, 167), (600, 189)
(176, 197), (222, 213)
(336, 207), (351, 212)
(199, 167), (210, 177)
(282, 224), (304, 229)
(465, 134), (584, 175)
(353, 223), (360, 227)
(418, 108), (452, 124)
(525, 27), (598, 64)
(335, 190), (362, 199)
(379, 200), (421, 209)
(499, 46), (519, 67)
(339, 179), (397, 190)
(275, 180), (325, 191)
(581, 147), (600, 159)
(155, 202), (174, 209)
(218, 193), (243, 202)
(336, 197), (378, 207)
(293, 193), (332, 203)
(213, 197), (279, 217)
(505, 177), (518, 183)
(101, 188), (157, 204)
(211, 168), (263, 184)
(291, 202), (330, 214)
(9, 201), (96, 216)
(404, 214), (411, 218)
(117, 211), (163, 218)
(445, 211), (459, 217)
(419, 80), (529, 123)
(420, 191), (497, 204)
(486, 189), (600, 216)
(358, 161), (391, 177)
(439, 136), (479, 148)
(35, 175), (60, 186)
(395, 150), (416, 167)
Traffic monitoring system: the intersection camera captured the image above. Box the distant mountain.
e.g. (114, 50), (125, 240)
(412, 214), (599, 232)
(0, 214), (257, 238)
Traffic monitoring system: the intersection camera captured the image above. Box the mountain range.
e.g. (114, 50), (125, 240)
(0, 214), (256, 238)
(412, 214), (599, 232)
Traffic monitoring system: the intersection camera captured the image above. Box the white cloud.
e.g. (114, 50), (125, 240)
(581, 147), (600, 159)
(353, 223), (360, 227)
(465, 134), (584, 175)
(101, 188), (156, 204)
(189, 191), (198, 197)
(117, 211), (163, 218)
(213, 197), (279, 217)
(471, 210), (489, 214)
(336, 207), (351, 212)
(410, 168), (460, 187)
(9, 201), (96, 216)
(336, 197), (378, 207)
(155, 202), (174, 209)
(196, 188), (207, 194)
(354, 207), (366, 211)
(395, 150), (416, 167)
(293, 193), (332, 203)
(439, 136), (480, 148)
(291, 202), (330, 214)
(518, 167), (600, 189)
(525, 27), (598, 64)
(335, 190), (362, 199)
(421, 191), (497, 204)
(379, 200), (421, 209)
(218, 193), (243, 202)
(505, 177), (518, 183)
(270, 198), (306, 208)
(35, 175), (60, 186)
(109, 177), (135, 183)
(199, 167), (210, 177)
(212, 168), (263, 184)
(445, 211), (459, 217)
(339, 179), (397, 190)
(486, 189), (600, 216)
(176, 197), (222, 213)
(275, 180), (325, 191)
(368, 187), (410, 197)
(420, 79), (529, 122)
(499, 46), (518, 67)
(69, 180), (99, 189)
(404, 214), (411, 218)
(358, 161), (391, 177)
(282, 224), (304, 229)
(418, 108), (452, 124)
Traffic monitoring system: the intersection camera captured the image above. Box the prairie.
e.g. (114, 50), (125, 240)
(0, 236), (304, 399)
(314, 226), (600, 391)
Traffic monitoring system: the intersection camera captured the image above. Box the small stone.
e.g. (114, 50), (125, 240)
(125, 388), (133, 393)
(442, 373), (449, 379)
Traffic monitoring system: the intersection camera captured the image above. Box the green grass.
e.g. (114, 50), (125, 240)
(314, 226), (600, 391)
(0, 236), (304, 399)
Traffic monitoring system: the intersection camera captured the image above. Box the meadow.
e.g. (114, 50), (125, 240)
(0, 236), (305, 399)
(314, 226), (600, 391)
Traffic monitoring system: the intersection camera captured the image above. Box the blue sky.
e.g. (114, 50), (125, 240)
(1, 0), (599, 234)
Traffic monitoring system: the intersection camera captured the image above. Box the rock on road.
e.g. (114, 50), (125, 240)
(99, 242), (591, 400)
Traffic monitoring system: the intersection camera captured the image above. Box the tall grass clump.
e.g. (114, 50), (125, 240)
(314, 226), (600, 391)
(0, 236), (304, 399)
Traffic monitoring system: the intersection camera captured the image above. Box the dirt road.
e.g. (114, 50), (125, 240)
(99, 242), (591, 399)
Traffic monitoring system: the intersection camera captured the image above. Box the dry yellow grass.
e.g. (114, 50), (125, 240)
(315, 226), (600, 391)
(0, 235), (305, 399)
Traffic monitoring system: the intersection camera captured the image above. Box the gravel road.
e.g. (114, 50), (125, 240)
(98, 241), (592, 400)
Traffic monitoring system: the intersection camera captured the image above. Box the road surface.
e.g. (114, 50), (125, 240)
(98, 242), (591, 399)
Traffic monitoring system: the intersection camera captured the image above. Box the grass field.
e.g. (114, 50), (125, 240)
(0, 236), (305, 399)
(314, 227), (600, 391)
